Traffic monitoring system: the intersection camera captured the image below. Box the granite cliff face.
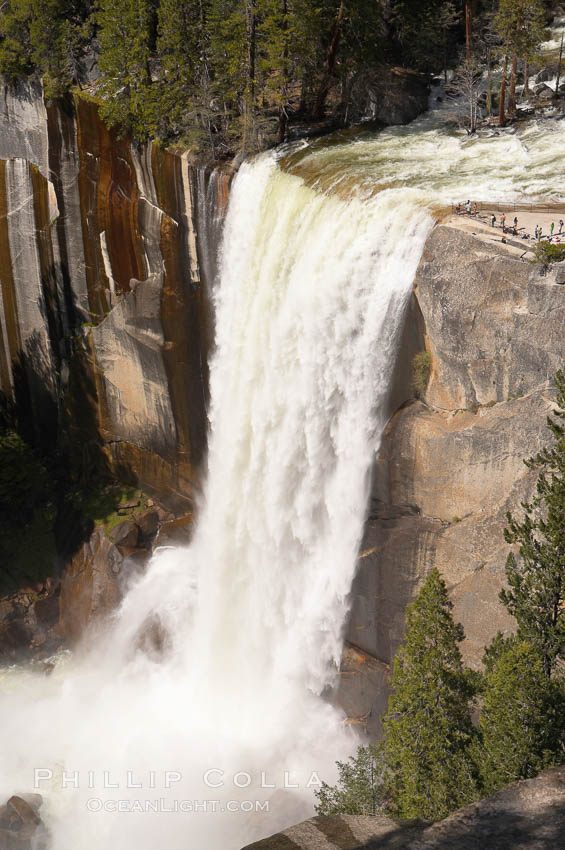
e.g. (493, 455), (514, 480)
(0, 80), (231, 508)
(2, 79), (565, 731)
(344, 222), (565, 733)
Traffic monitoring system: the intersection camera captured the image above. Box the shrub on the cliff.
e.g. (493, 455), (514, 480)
(0, 429), (50, 519)
(0, 429), (57, 591)
(412, 351), (431, 400)
(532, 242), (565, 268)
(382, 568), (479, 821)
(501, 369), (565, 677)
(314, 744), (384, 816)
(477, 640), (565, 795)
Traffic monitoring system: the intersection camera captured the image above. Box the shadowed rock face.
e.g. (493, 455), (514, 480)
(242, 766), (565, 850)
(343, 223), (565, 733)
(0, 81), (232, 508)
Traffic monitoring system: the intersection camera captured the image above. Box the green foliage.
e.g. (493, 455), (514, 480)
(0, 0), (34, 81)
(494, 0), (547, 63)
(501, 369), (565, 677)
(477, 640), (565, 795)
(156, 0), (213, 145)
(0, 429), (50, 519)
(0, 429), (57, 592)
(392, 0), (460, 73)
(314, 743), (384, 816)
(71, 483), (151, 535)
(382, 568), (479, 821)
(532, 241), (565, 268)
(0, 0), (92, 96)
(97, 0), (155, 137)
(412, 351), (431, 399)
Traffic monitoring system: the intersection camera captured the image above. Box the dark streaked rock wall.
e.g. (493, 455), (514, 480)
(0, 81), (232, 508)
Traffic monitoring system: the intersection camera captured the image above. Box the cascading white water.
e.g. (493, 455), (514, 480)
(0, 154), (433, 850)
(3, 112), (565, 849)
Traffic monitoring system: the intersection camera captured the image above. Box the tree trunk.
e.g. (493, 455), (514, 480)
(555, 32), (564, 97)
(499, 55), (508, 126)
(508, 54), (517, 116)
(243, 0), (257, 149)
(523, 60), (530, 98)
(313, 1), (345, 120)
(486, 46), (492, 117)
(465, 0), (472, 62)
(278, 0), (289, 143)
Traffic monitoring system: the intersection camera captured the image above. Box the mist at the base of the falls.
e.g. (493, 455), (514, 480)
(4, 109), (565, 849)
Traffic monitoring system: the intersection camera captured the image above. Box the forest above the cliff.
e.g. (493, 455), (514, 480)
(0, 0), (560, 154)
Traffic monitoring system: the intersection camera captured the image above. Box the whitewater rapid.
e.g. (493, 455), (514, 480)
(3, 113), (565, 849)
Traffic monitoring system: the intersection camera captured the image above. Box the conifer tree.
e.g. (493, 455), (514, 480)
(0, 0), (34, 82)
(156, 0), (213, 144)
(382, 568), (478, 821)
(478, 639), (565, 794)
(97, 0), (155, 137)
(501, 369), (565, 678)
(494, 0), (546, 124)
(29, 0), (89, 97)
(314, 744), (384, 816)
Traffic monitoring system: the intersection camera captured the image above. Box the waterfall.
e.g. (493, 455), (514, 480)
(0, 154), (434, 849)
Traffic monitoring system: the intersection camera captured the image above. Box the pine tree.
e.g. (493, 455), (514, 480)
(97, 0), (155, 137)
(0, 0), (34, 82)
(156, 0), (213, 144)
(501, 369), (565, 678)
(392, 0), (460, 74)
(29, 0), (90, 98)
(382, 568), (478, 821)
(478, 639), (565, 795)
(494, 0), (546, 124)
(314, 744), (384, 816)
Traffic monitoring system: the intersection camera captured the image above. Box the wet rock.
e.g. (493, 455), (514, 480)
(154, 513), (193, 548)
(135, 509), (159, 541)
(33, 593), (60, 628)
(57, 526), (123, 643)
(108, 520), (140, 549)
(335, 644), (389, 739)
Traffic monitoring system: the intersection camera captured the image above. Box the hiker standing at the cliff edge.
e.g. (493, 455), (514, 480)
(551, 222), (555, 237)
(560, 219), (564, 234)
(501, 213), (506, 230)
(491, 214), (496, 227)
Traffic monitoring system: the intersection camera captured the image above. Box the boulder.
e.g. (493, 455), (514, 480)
(242, 766), (565, 850)
(533, 83), (554, 99)
(535, 64), (558, 84)
(347, 67), (429, 126)
(108, 520), (140, 549)
(6, 797), (40, 828)
(135, 508), (160, 541)
(0, 794), (46, 850)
